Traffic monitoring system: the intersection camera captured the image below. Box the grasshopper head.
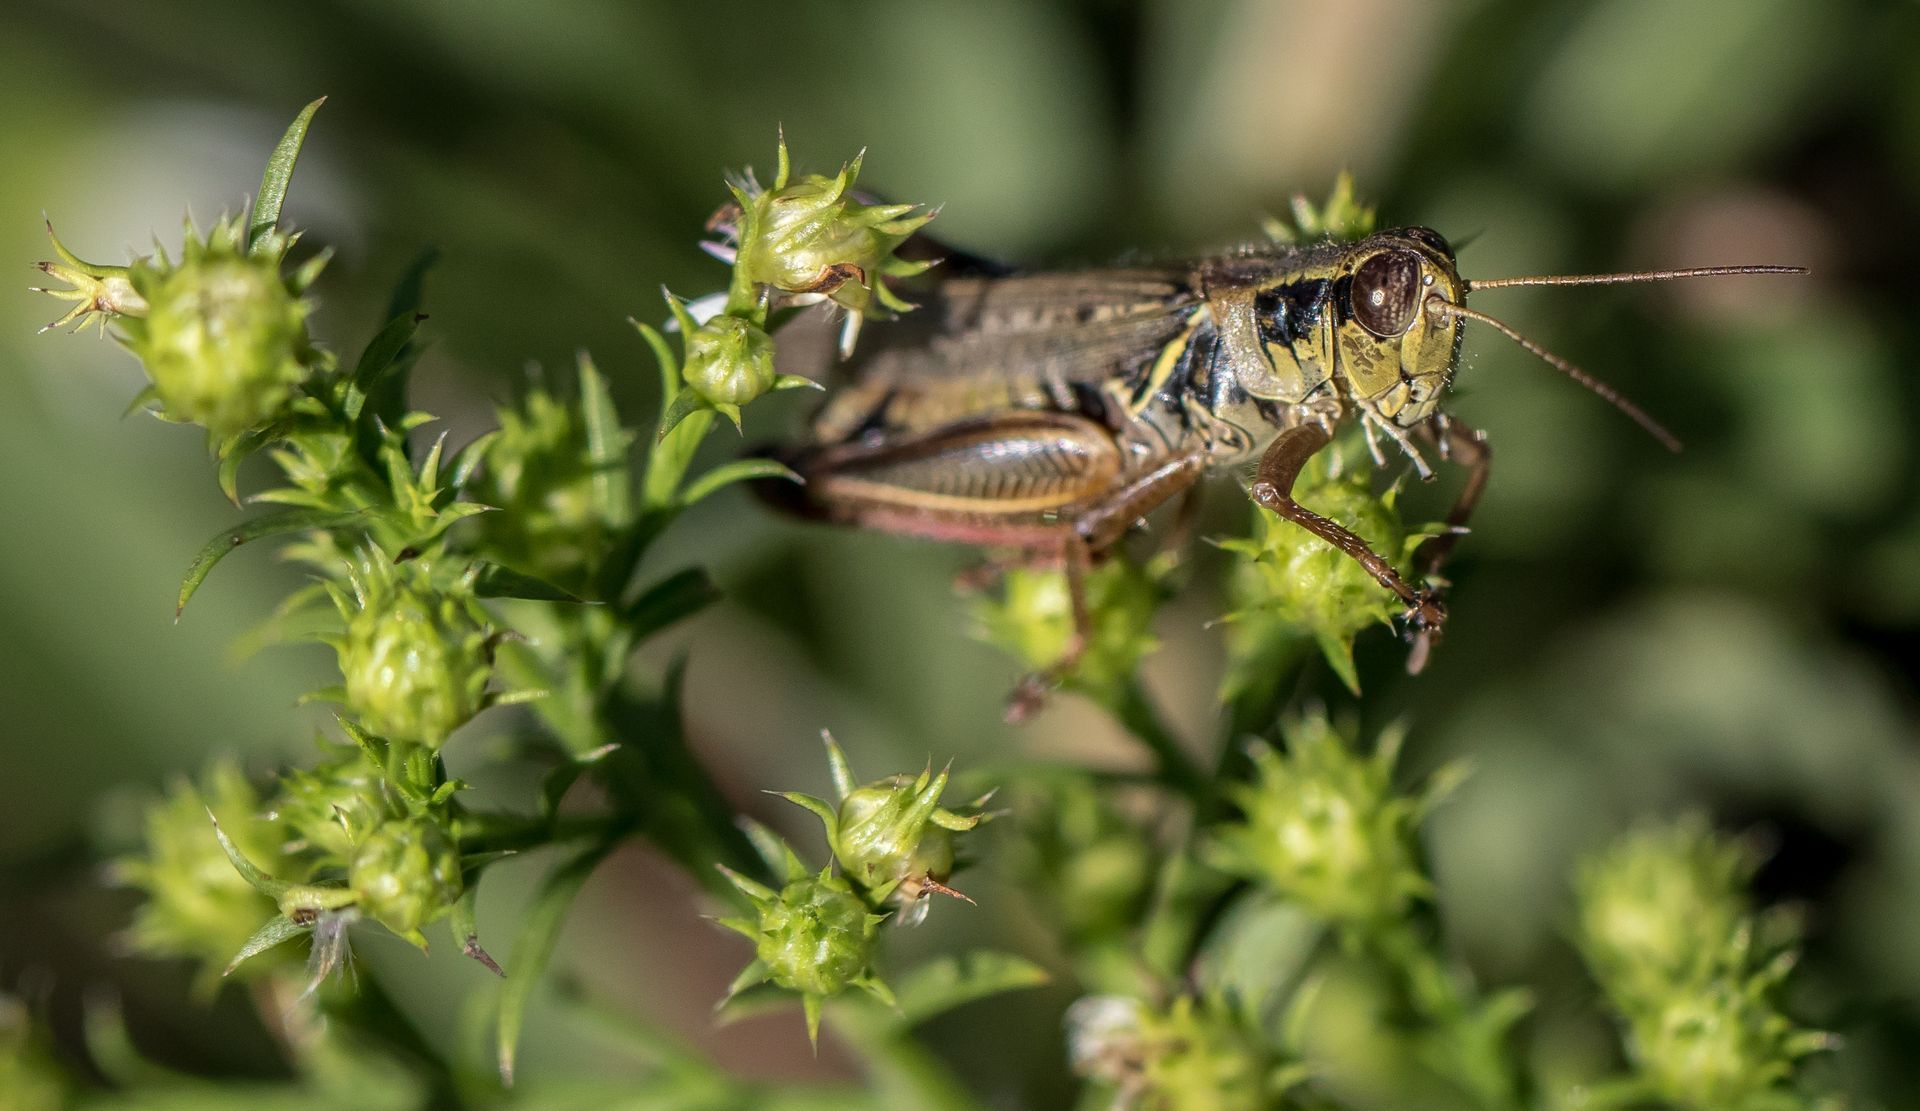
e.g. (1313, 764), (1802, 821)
(1334, 226), (1465, 431)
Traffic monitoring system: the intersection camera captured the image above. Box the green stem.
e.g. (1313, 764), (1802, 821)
(1105, 677), (1206, 799)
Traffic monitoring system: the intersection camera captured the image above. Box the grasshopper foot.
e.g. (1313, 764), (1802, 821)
(1003, 673), (1055, 724)
(1400, 588), (1448, 674)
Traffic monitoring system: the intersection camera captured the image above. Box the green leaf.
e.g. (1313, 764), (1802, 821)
(655, 388), (710, 440)
(471, 561), (587, 603)
(176, 508), (369, 618)
(452, 886), (504, 977)
(540, 743), (618, 822)
(889, 951), (1048, 1029)
(248, 97), (325, 253)
(577, 352), (633, 528)
(678, 457), (799, 508)
(498, 839), (618, 1086)
(344, 311), (425, 422)
(620, 567), (719, 640)
(207, 810), (293, 899)
(224, 914), (309, 977)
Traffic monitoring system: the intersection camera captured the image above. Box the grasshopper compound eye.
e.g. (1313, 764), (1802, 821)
(1351, 249), (1423, 337)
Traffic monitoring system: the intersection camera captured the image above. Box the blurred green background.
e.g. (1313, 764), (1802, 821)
(3, 0), (1918, 1104)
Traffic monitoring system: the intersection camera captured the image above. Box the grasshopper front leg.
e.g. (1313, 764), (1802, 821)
(1249, 424), (1447, 648)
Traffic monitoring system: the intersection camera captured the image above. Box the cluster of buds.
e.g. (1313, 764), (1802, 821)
(35, 214), (327, 443)
(656, 139), (934, 433)
(779, 732), (992, 924)
(321, 547), (500, 750)
(718, 736), (992, 1044)
(1210, 715), (1459, 929)
(709, 138), (934, 340)
(1066, 994), (1287, 1111)
(1218, 453), (1439, 695)
(1574, 816), (1833, 1106)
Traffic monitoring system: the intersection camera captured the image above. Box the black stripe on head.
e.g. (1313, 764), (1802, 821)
(1254, 278), (1331, 345)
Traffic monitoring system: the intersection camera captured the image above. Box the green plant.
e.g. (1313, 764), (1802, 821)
(13, 103), (1836, 1111)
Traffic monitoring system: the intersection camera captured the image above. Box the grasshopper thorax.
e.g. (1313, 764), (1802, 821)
(1330, 226), (1465, 432)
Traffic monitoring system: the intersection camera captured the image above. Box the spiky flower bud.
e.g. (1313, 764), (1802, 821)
(31, 221), (147, 333)
(1211, 715), (1458, 928)
(1067, 994), (1279, 1111)
(721, 140), (933, 321)
(348, 816), (462, 946)
(682, 313), (777, 407)
(1219, 454), (1438, 694)
(469, 374), (631, 596)
(326, 549), (495, 749)
(780, 734), (989, 920)
(110, 762), (296, 987)
(718, 862), (895, 1046)
(112, 217), (323, 440)
(1575, 816), (1754, 1003)
(269, 750), (386, 863)
(973, 558), (1169, 702)
(1575, 817), (1833, 1105)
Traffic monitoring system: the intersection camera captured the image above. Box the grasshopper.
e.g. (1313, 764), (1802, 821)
(754, 216), (1801, 713)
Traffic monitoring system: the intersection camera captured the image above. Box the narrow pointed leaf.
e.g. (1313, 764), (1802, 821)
(224, 915), (310, 976)
(471, 561), (586, 603)
(177, 508), (368, 617)
(498, 839), (618, 1086)
(577, 353), (633, 528)
(344, 312), (425, 422)
(207, 811), (293, 899)
(621, 567), (719, 641)
(248, 97), (325, 252)
(679, 458), (800, 507)
(889, 951), (1048, 1028)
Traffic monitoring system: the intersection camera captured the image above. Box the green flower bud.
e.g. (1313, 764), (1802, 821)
(718, 862), (895, 1046)
(973, 557), (1169, 701)
(1211, 715), (1457, 928)
(30, 220), (147, 333)
(1259, 171), (1378, 245)
(682, 313), (777, 407)
(753, 872), (878, 997)
(1626, 974), (1834, 1109)
(1574, 816), (1754, 1004)
(348, 817), (462, 944)
(1219, 452), (1439, 695)
(327, 548), (495, 749)
(724, 140), (933, 320)
(114, 216), (323, 440)
(780, 734), (989, 919)
(1067, 995), (1278, 1111)
(269, 750), (386, 864)
(110, 762), (296, 987)
(469, 371), (631, 596)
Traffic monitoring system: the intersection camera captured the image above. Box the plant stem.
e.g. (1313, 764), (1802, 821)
(1107, 676), (1206, 799)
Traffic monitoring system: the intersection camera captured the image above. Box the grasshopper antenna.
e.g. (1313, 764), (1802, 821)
(1426, 298), (1684, 452)
(1464, 264), (1806, 292)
